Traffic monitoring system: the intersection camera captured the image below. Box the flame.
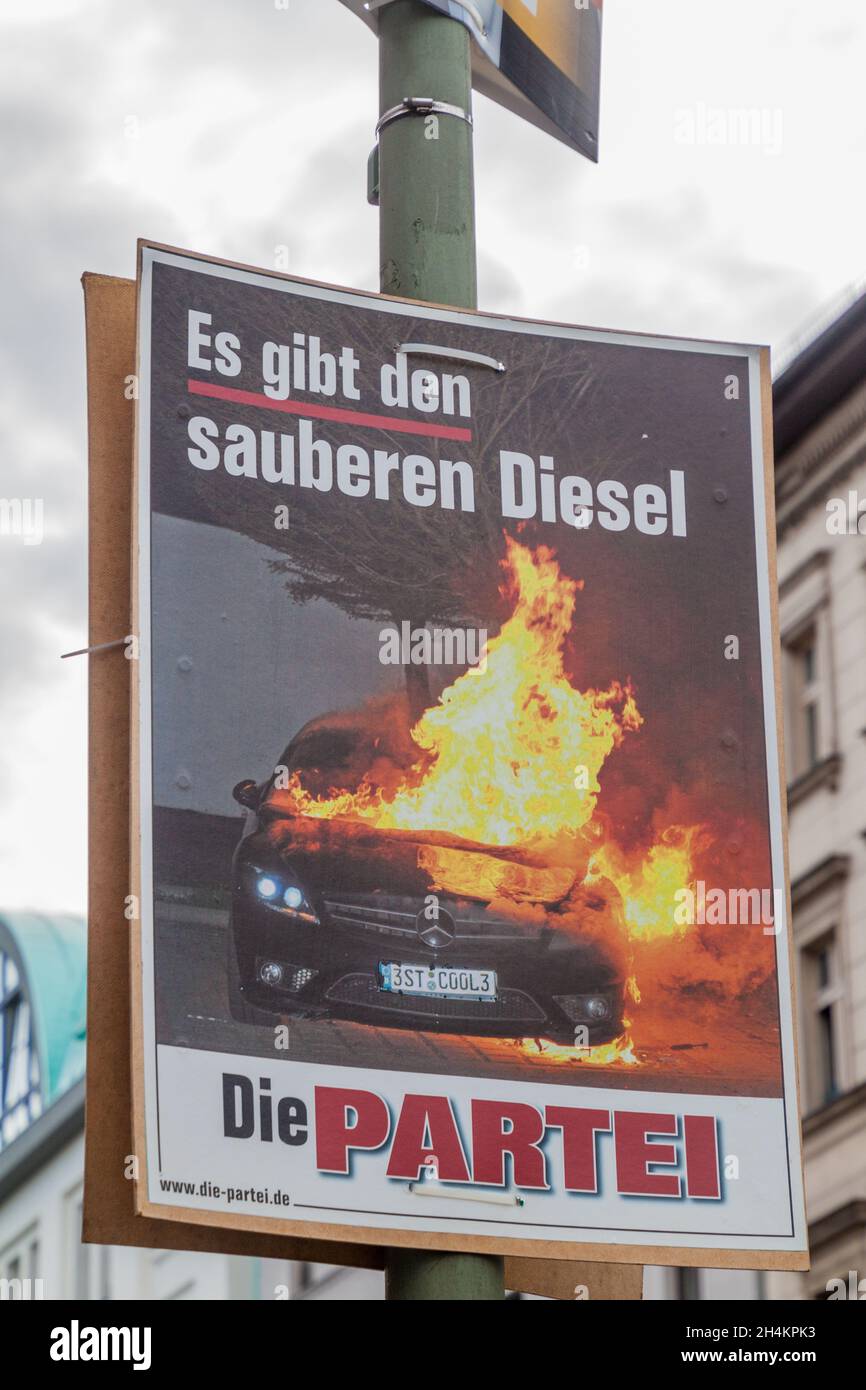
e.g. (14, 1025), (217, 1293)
(514, 838), (701, 1065)
(416, 843), (575, 903)
(589, 825), (703, 940)
(273, 537), (730, 1072)
(282, 537), (642, 848)
(520, 1028), (639, 1067)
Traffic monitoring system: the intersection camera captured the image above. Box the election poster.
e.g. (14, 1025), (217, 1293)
(132, 242), (807, 1264)
(340, 0), (603, 160)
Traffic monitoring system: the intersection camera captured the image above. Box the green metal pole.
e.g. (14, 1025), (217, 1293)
(376, 0), (501, 1301)
(386, 1247), (504, 1301)
(377, 0), (477, 309)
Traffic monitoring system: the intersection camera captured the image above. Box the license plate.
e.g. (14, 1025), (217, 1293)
(380, 962), (497, 1001)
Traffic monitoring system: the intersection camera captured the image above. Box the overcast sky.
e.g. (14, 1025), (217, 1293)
(1, 0), (865, 915)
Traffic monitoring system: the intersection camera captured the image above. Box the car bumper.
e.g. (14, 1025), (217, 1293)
(230, 896), (625, 1045)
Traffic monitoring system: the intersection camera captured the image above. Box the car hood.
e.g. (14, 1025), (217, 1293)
(248, 810), (584, 909)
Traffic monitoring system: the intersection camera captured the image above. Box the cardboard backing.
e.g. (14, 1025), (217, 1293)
(84, 258), (808, 1287)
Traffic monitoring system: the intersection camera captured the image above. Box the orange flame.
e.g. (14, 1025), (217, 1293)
(590, 826), (703, 941)
(276, 538), (715, 1072)
(282, 537), (642, 848)
(520, 1028), (639, 1067)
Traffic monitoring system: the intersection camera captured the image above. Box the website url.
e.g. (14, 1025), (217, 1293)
(159, 1176), (292, 1208)
(682, 1350), (817, 1364)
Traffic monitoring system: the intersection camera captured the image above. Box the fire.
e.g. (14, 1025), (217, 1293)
(283, 537), (642, 848)
(590, 826), (703, 941)
(276, 536), (717, 1072)
(416, 843), (576, 904)
(520, 1030), (639, 1067)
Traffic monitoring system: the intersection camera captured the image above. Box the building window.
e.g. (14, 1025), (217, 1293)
(785, 625), (823, 777)
(1, 1224), (40, 1299)
(801, 933), (843, 1108)
(779, 553), (837, 799)
(0, 949), (42, 1152)
(64, 1187), (111, 1300)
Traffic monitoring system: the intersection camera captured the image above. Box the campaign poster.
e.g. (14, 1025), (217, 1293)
(340, 0), (603, 161)
(133, 243), (807, 1263)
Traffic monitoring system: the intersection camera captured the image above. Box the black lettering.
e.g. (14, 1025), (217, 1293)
(277, 1097), (309, 1146)
(223, 1072), (255, 1139)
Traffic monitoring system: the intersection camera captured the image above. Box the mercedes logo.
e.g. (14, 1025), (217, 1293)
(416, 906), (456, 949)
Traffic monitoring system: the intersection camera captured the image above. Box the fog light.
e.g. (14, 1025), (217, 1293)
(289, 967), (316, 991)
(259, 961), (284, 986)
(553, 993), (611, 1022)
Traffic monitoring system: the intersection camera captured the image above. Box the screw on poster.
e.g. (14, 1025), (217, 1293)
(131, 242), (807, 1263)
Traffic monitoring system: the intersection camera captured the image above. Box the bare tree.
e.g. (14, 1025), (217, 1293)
(161, 300), (600, 718)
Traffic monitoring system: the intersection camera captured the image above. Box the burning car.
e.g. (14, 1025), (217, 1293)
(227, 708), (629, 1045)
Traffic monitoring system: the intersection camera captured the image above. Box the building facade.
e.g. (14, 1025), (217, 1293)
(0, 910), (382, 1300)
(646, 293), (866, 1302)
(766, 292), (866, 1299)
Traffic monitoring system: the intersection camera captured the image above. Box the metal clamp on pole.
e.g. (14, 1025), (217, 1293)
(369, 98), (473, 205)
(376, 95), (473, 139)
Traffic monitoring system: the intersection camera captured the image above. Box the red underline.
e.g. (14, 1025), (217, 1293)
(186, 379), (473, 443)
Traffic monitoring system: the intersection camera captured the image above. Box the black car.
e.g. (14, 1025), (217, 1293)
(227, 711), (628, 1045)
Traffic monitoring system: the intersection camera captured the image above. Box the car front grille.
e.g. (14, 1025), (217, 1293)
(324, 900), (418, 940)
(323, 897), (529, 942)
(324, 973), (546, 1023)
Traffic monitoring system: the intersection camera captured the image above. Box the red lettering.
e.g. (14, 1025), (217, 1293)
(471, 1099), (548, 1189)
(684, 1114), (721, 1199)
(615, 1111), (680, 1197)
(386, 1094), (471, 1181)
(314, 1086), (390, 1174)
(546, 1105), (610, 1192)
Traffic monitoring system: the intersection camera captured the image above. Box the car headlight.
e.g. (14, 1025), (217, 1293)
(247, 867), (319, 924)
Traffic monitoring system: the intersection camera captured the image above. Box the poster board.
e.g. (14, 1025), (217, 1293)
(339, 0), (603, 161)
(127, 243), (808, 1269)
(81, 268), (643, 1298)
